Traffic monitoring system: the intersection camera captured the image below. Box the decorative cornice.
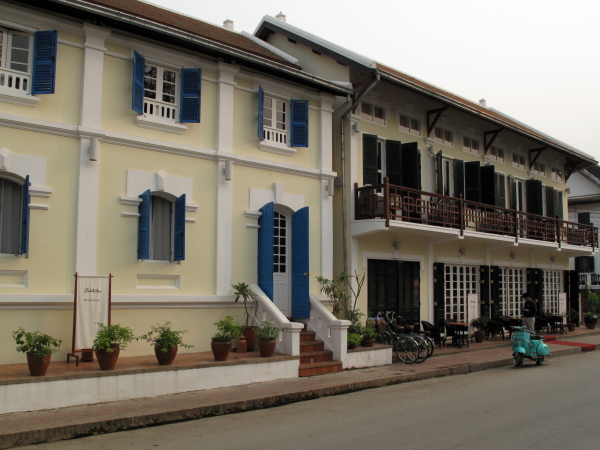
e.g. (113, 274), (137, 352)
(0, 91), (40, 108)
(136, 116), (188, 135)
(30, 186), (53, 198)
(258, 141), (297, 156)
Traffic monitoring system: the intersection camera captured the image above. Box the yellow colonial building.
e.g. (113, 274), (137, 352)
(0, 0), (352, 366)
(254, 14), (598, 331)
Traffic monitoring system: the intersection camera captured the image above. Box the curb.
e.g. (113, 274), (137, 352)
(0, 346), (583, 449)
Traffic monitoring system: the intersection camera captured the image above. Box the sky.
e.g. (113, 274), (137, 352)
(147, 0), (600, 160)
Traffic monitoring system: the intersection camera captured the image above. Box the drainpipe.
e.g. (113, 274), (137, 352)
(333, 72), (380, 282)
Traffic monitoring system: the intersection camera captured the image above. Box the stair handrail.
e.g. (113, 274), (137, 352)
(308, 293), (351, 367)
(249, 284), (304, 356)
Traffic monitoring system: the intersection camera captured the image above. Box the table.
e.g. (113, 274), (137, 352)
(447, 322), (470, 348)
(550, 315), (566, 334)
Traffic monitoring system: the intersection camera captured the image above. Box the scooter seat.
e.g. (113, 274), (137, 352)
(530, 334), (543, 340)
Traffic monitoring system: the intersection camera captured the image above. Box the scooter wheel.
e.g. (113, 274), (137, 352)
(536, 356), (544, 365)
(514, 353), (524, 367)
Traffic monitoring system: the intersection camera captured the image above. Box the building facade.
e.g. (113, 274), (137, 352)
(254, 14), (597, 327)
(0, 0), (350, 364)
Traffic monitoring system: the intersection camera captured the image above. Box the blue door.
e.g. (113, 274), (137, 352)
(291, 207), (310, 318)
(258, 202), (274, 300)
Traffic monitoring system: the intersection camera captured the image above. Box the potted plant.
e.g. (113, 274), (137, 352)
(138, 322), (194, 365)
(318, 271), (365, 334)
(12, 328), (62, 377)
(347, 332), (362, 349)
(470, 316), (489, 343)
(361, 325), (376, 347)
(211, 315), (244, 361)
(92, 323), (135, 370)
(232, 282), (258, 352)
(257, 321), (279, 357)
(584, 289), (599, 330)
(567, 308), (579, 332)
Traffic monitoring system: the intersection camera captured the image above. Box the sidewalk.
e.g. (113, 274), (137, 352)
(1, 332), (599, 449)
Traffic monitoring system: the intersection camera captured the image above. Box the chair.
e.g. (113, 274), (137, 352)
(421, 321), (443, 347)
(535, 316), (551, 334)
(486, 319), (505, 340)
(499, 315), (513, 339)
(443, 319), (468, 348)
(357, 185), (384, 219)
(544, 312), (564, 334)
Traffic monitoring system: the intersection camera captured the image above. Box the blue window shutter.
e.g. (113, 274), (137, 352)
(257, 86), (265, 140)
(132, 51), (145, 114)
(137, 190), (151, 260)
(180, 69), (202, 123)
(32, 31), (57, 95)
(20, 176), (30, 255)
(290, 100), (308, 147)
(174, 194), (186, 261)
(292, 207), (310, 318)
(258, 202), (274, 300)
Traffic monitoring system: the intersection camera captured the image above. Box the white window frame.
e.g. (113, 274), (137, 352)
(360, 101), (386, 126)
(438, 155), (454, 197)
(531, 161), (546, 177)
(487, 144), (506, 164)
(0, 27), (34, 75)
(0, 27), (38, 106)
(543, 270), (562, 315)
(444, 264), (479, 322)
(377, 138), (386, 186)
(434, 125), (454, 147)
(259, 90), (294, 156)
(499, 267), (526, 317)
(462, 134), (481, 156)
(512, 151), (526, 171)
(551, 167), (563, 182)
(397, 106), (422, 136)
(142, 62), (180, 120)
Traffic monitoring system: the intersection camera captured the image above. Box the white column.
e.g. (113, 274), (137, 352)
(320, 94), (335, 279)
(215, 62), (239, 295)
(331, 320), (350, 366)
(75, 24), (110, 275)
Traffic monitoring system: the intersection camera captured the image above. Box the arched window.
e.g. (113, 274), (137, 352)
(0, 177), (24, 254)
(137, 190), (186, 261)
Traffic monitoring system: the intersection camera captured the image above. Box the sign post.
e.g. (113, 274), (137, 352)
(67, 273), (112, 365)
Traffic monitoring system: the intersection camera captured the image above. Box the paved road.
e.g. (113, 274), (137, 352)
(18, 351), (599, 450)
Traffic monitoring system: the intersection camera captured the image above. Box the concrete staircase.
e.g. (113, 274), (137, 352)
(298, 323), (343, 377)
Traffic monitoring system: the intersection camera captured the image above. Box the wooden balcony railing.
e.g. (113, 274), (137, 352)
(354, 178), (598, 250)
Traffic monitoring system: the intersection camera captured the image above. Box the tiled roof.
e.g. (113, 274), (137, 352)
(84, 0), (293, 65)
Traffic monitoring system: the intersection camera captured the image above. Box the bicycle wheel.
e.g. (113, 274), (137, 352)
(422, 335), (435, 358)
(411, 335), (429, 363)
(395, 336), (419, 364)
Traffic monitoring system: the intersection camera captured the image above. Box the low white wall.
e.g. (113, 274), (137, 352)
(345, 347), (392, 369)
(0, 359), (299, 415)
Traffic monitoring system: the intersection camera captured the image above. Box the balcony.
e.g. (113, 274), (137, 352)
(354, 178), (598, 253)
(136, 99), (186, 134)
(0, 68), (39, 107)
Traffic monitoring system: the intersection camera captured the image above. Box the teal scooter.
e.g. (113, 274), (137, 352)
(511, 326), (551, 367)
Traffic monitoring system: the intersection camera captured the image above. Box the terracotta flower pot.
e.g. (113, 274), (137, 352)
(361, 338), (375, 347)
(154, 344), (178, 365)
(243, 326), (258, 352)
(474, 330), (484, 343)
(258, 339), (276, 357)
(26, 353), (51, 377)
(95, 345), (120, 370)
(584, 315), (597, 330)
(211, 340), (232, 361)
(347, 343), (357, 350)
(236, 334), (247, 353)
(567, 323), (576, 332)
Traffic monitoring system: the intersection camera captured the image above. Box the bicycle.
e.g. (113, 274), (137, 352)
(379, 311), (420, 364)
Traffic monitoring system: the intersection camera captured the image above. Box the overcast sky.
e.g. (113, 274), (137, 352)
(148, 0), (600, 161)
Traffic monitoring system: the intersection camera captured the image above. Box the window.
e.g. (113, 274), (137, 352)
(273, 211), (287, 274)
(143, 64), (178, 120)
(499, 268), (525, 317)
(444, 265), (478, 322)
(0, 177), (24, 254)
(551, 167), (563, 182)
(257, 86), (308, 151)
(543, 270), (562, 314)
(361, 102), (385, 125)
(263, 95), (287, 144)
(137, 190), (186, 261)
(0, 28), (32, 94)
(512, 153), (526, 170)
(462, 136), (480, 155)
(531, 161), (545, 176)
(398, 113), (421, 135)
(435, 126), (453, 146)
(488, 145), (505, 163)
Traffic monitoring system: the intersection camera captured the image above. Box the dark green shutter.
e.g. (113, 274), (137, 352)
(386, 140), (402, 186)
(435, 150), (443, 195)
(363, 134), (378, 186)
(578, 212), (590, 224)
(490, 266), (501, 318)
(495, 173), (506, 208)
(568, 270), (580, 317)
(527, 268), (542, 313)
(465, 161), (481, 202)
(509, 176), (517, 210)
(433, 263), (445, 328)
(526, 179), (543, 216)
(480, 265), (490, 318)
(554, 190), (564, 220)
(545, 186), (555, 218)
(480, 165), (495, 206)
(401, 142), (421, 190)
(454, 159), (465, 199)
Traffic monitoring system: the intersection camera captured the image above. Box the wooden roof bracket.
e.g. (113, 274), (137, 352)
(528, 147), (547, 168)
(427, 106), (448, 136)
(484, 128), (503, 154)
